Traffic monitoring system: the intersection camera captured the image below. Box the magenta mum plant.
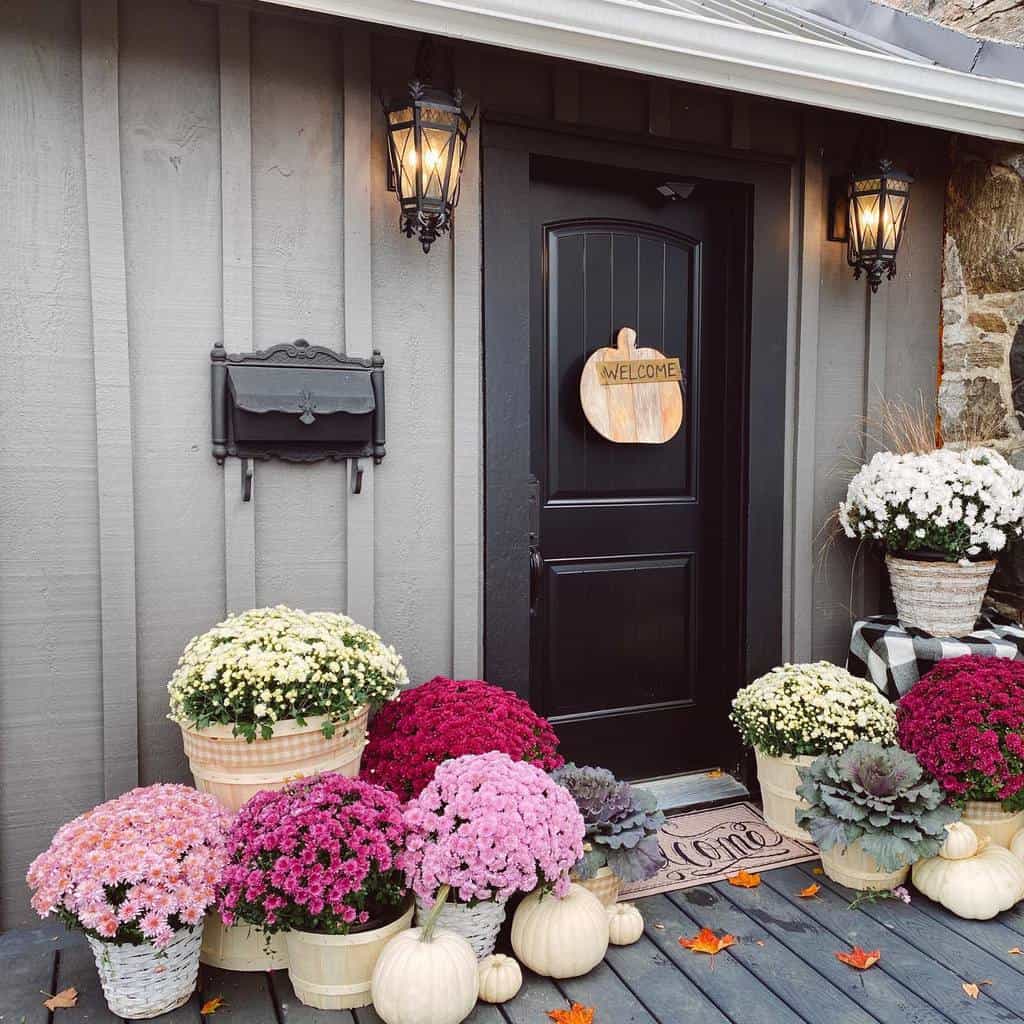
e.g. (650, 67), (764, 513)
(401, 751), (585, 907)
(27, 784), (230, 948)
(898, 656), (1024, 810)
(220, 773), (408, 935)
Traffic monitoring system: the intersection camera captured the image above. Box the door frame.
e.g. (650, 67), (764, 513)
(482, 119), (793, 776)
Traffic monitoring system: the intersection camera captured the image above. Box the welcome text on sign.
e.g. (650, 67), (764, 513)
(596, 357), (683, 387)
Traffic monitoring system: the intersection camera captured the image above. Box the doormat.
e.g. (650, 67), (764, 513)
(619, 800), (818, 899)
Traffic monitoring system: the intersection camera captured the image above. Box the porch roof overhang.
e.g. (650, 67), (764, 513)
(263, 0), (1024, 143)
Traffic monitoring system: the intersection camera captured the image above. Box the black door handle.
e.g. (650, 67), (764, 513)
(529, 546), (543, 615)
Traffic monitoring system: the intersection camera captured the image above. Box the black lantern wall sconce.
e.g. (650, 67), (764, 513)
(382, 38), (475, 253)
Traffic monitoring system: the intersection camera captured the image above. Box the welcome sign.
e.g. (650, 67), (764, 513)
(595, 356), (682, 387)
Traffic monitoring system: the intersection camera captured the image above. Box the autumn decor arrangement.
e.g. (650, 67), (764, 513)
(731, 662), (898, 839)
(897, 656), (1024, 846)
(550, 763), (665, 905)
(360, 676), (563, 800)
(219, 773), (413, 1009)
(168, 606), (407, 811)
(477, 953), (524, 1003)
(402, 751), (585, 957)
(795, 742), (958, 891)
(511, 882), (610, 979)
(26, 785), (230, 1020)
(839, 447), (1024, 636)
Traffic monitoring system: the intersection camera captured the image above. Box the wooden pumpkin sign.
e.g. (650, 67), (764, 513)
(579, 327), (683, 444)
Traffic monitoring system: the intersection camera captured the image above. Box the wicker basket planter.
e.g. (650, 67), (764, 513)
(575, 866), (622, 907)
(88, 925), (203, 1020)
(180, 708), (368, 812)
(414, 895), (507, 959)
(284, 902), (414, 1010)
(961, 800), (1024, 849)
(755, 749), (815, 842)
(820, 840), (909, 892)
(200, 911), (289, 972)
(885, 555), (996, 638)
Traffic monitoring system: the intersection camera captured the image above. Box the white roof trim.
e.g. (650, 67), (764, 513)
(263, 0), (1024, 142)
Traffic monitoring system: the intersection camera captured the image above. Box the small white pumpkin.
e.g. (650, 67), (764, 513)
(371, 927), (479, 1024)
(477, 953), (522, 1004)
(1010, 826), (1024, 863)
(912, 824), (1024, 921)
(512, 883), (609, 979)
(607, 903), (644, 946)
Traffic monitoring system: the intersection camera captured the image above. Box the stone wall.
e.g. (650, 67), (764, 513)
(874, 0), (1024, 44)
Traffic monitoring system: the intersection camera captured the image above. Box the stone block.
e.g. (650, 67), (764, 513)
(969, 311), (1010, 333)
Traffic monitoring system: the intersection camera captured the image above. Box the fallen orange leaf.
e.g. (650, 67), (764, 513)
(201, 996), (226, 1015)
(812, 866), (824, 875)
(547, 1003), (595, 1024)
(798, 883), (821, 898)
(680, 927), (737, 955)
(705, 770), (725, 779)
(963, 983), (980, 999)
(835, 947), (880, 970)
(43, 988), (78, 1011)
(1010, 948), (1023, 955)
(728, 870), (762, 888)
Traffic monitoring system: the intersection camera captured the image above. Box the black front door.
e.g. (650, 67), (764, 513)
(485, 139), (756, 782)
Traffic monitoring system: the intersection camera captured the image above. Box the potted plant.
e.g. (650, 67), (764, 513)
(731, 662), (897, 839)
(898, 656), (1024, 846)
(839, 447), (1024, 636)
(401, 751), (585, 957)
(796, 741), (957, 891)
(361, 677), (563, 800)
(219, 772), (413, 1009)
(26, 785), (230, 1020)
(550, 763), (665, 905)
(168, 605), (407, 812)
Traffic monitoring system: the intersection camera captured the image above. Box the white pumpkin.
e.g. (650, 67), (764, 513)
(511, 883), (609, 979)
(1010, 826), (1024, 863)
(371, 927), (479, 1024)
(477, 953), (522, 1004)
(912, 825), (1024, 921)
(607, 903), (644, 946)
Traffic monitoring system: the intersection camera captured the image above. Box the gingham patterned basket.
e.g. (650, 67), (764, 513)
(88, 925), (203, 1020)
(575, 866), (622, 907)
(414, 896), (507, 959)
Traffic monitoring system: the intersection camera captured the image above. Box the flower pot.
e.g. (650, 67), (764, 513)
(885, 555), (996, 638)
(575, 866), (622, 907)
(180, 708), (368, 812)
(200, 911), (289, 972)
(283, 902), (414, 1010)
(87, 925), (203, 1020)
(755, 749), (815, 841)
(820, 841), (909, 892)
(414, 895), (507, 959)
(961, 800), (1024, 849)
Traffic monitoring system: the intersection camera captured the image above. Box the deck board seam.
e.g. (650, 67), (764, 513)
(601, 945), (672, 1024)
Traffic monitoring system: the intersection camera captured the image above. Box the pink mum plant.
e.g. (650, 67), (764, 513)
(26, 784), (230, 948)
(401, 751), (585, 907)
(220, 773), (409, 934)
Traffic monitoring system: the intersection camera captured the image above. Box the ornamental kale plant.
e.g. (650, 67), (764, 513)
(551, 764), (665, 883)
(898, 656), (1024, 810)
(361, 677), (563, 800)
(795, 742), (958, 872)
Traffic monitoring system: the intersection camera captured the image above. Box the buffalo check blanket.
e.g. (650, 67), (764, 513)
(847, 611), (1024, 700)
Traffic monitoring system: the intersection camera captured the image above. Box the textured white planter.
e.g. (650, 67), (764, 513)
(575, 866), (621, 907)
(755, 749), (815, 841)
(88, 925), (203, 1020)
(961, 800), (1024, 849)
(820, 839), (909, 892)
(284, 902), (414, 1010)
(200, 912), (289, 972)
(886, 555), (996, 638)
(180, 708), (368, 812)
(414, 895), (507, 959)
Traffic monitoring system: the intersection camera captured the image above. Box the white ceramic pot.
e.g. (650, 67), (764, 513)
(180, 708), (368, 812)
(755, 749), (815, 841)
(200, 911), (289, 972)
(961, 800), (1024, 849)
(885, 555), (996, 638)
(284, 902), (414, 1010)
(820, 840), (909, 892)
(574, 866), (621, 907)
(414, 895), (507, 959)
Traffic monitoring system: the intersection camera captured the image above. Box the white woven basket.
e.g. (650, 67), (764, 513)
(414, 895), (506, 958)
(88, 925), (203, 1020)
(886, 555), (995, 638)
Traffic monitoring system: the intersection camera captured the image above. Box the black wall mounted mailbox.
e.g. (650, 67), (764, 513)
(211, 339), (385, 498)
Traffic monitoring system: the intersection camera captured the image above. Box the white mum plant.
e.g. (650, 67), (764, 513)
(839, 447), (1024, 563)
(168, 606), (407, 741)
(730, 662), (897, 758)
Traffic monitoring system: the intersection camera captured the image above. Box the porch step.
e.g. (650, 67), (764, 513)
(638, 770), (749, 814)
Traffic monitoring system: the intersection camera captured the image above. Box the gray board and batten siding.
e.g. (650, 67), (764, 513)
(0, 0), (941, 929)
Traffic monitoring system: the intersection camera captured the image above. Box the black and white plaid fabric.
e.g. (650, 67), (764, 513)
(847, 611), (1024, 701)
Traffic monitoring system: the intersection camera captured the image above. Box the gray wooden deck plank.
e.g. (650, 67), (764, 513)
(1, 947), (54, 1024)
(557, 959), (658, 1023)
(635, 892), (807, 1024)
(272, 969), (354, 1023)
(349, 987), (503, 1023)
(498, 971), (568, 1024)
(199, 963), (280, 1024)
(48, 942), (124, 1024)
(669, 886), (879, 1024)
(602, 932), (733, 1024)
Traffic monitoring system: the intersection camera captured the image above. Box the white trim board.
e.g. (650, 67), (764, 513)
(257, 0), (1024, 143)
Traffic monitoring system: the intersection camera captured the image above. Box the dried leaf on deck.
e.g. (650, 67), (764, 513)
(798, 883), (821, 898)
(963, 983), (981, 999)
(680, 928), (736, 955)
(835, 946), (881, 970)
(201, 996), (226, 1015)
(547, 1002), (595, 1024)
(728, 870), (761, 888)
(43, 988), (78, 1011)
